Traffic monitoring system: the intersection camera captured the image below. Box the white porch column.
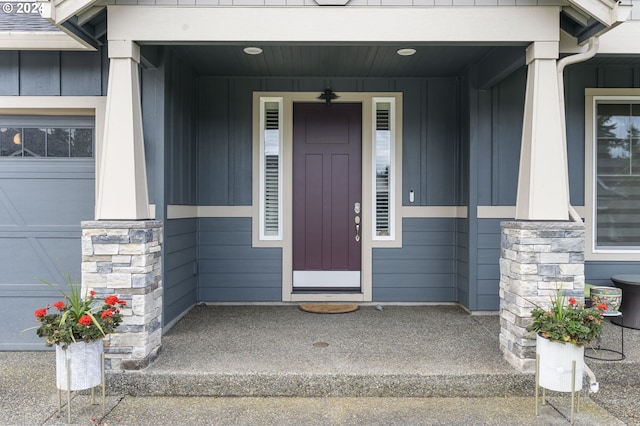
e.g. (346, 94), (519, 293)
(96, 40), (151, 220)
(515, 41), (569, 221)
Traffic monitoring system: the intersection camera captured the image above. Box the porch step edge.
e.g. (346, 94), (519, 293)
(107, 372), (536, 398)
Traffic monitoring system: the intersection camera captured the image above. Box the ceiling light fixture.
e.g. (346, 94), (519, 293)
(396, 48), (416, 56)
(318, 88), (338, 105)
(243, 46), (263, 55)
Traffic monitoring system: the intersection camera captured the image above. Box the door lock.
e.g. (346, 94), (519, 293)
(354, 202), (361, 214)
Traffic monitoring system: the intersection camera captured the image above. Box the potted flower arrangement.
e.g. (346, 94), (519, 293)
(527, 290), (608, 392)
(31, 277), (126, 391)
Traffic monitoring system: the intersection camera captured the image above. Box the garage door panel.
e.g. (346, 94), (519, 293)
(0, 158), (93, 348)
(0, 235), (82, 284)
(0, 161), (94, 227)
(0, 294), (63, 350)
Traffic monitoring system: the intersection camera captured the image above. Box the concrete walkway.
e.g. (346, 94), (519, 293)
(1, 305), (639, 425)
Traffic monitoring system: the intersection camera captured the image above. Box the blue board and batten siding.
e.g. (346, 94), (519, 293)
(195, 76), (463, 304)
(373, 219), (457, 302)
(0, 50), (107, 96)
(164, 219), (197, 323)
(199, 218), (282, 302)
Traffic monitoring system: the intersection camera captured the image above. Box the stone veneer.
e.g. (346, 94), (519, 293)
(499, 221), (585, 372)
(81, 220), (163, 370)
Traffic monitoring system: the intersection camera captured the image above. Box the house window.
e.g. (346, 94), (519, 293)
(373, 98), (395, 240)
(259, 98), (283, 240)
(0, 117), (93, 158)
(594, 101), (640, 250)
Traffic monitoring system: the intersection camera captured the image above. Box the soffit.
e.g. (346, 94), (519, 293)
(171, 44), (502, 78)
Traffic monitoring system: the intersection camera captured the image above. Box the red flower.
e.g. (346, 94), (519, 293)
(78, 315), (92, 326)
(34, 308), (47, 318)
(101, 310), (114, 319)
(568, 298), (577, 306)
(105, 295), (119, 306)
(597, 303), (608, 311)
(53, 301), (65, 310)
(118, 299), (126, 306)
(89, 290), (96, 297)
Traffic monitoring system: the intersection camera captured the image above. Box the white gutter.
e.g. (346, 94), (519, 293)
(557, 37), (599, 223)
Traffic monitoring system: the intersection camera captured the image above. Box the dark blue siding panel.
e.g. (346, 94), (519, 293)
(142, 64), (165, 210)
(20, 51), (60, 95)
(164, 219), (197, 325)
(198, 77), (230, 205)
(229, 79), (262, 205)
(564, 67), (597, 206)
(426, 78), (458, 205)
(167, 51), (197, 205)
(373, 218), (456, 302)
(197, 77), (458, 208)
(198, 218), (281, 302)
(0, 51), (19, 95)
(585, 261), (640, 287)
(0, 50), (106, 97)
(491, 69), (526, 206)
(61, 51), (102, 96)
(475, 219), (502, 310)
(397, 79), (424, 205)
(457, 218), (470, 308)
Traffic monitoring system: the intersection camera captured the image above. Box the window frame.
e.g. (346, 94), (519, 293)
(258, 97), (284, 241)
(372, 97), (396, 241)
(0, 116), (95, 159)
(585, 90), (640, 260)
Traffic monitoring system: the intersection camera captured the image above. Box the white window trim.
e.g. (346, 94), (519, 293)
(251, 92), (403, 302)
(585, 89), (640, 261)
(258, 97), (283, 241)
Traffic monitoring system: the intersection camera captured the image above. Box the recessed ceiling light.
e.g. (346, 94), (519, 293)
(243, 47), (263, 55)
(396, 48), (416, 56)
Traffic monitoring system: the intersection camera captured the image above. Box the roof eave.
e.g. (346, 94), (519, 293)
(0, 31), (89, 50)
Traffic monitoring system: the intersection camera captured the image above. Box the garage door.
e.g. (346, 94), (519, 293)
(0, 116), (95, 350)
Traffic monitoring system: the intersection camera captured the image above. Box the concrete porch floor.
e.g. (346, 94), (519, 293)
(110, 305), (640, 398)
(2, 304), (639, 425)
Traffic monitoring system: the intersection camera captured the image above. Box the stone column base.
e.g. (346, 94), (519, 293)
(81, 220), (163, 370)
(499, 221), (585, 372)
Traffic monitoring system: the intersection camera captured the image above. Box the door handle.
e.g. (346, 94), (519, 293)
(355, 216), (360, 242)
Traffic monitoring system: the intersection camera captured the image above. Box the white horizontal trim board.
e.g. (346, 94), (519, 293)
(0, 32), (89, 51)
(108, 6), (560, 43)
(167, 205), (253, 219)
(402, 206), (468, 218)
(167, 205), (594, 220)
(477, 205), (585, 219)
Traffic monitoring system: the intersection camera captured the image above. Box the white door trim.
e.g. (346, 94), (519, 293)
(252, 92), (402, 303)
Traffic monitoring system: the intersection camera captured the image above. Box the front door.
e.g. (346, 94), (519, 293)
(292, 102), (362, 290)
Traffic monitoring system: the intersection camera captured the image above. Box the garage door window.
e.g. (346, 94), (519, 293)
(0, 117), (93, 158)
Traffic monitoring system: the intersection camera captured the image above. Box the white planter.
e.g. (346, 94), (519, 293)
(55, 340), (103, 391)
(536, 334), (584, 392)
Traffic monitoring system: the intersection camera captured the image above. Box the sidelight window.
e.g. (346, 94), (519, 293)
(373, 98), (395, 240)
(259, 97), (283, 240)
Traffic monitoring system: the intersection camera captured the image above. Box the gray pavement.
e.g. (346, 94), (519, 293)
(1, 305), (639, 425)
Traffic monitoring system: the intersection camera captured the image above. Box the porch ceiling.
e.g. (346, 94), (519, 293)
(169, 44), (507, 78)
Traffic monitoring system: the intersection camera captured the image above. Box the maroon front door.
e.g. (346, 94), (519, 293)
(292, 102), (362, 290)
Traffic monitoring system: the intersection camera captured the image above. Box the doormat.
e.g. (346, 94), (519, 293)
(298, 304), (359, 314)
